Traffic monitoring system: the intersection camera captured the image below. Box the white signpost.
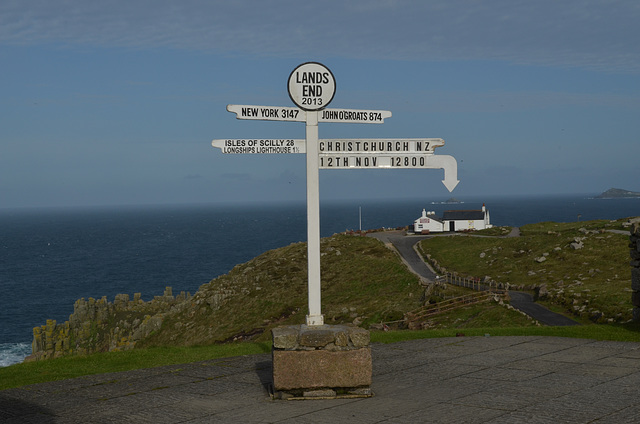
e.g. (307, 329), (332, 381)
(289, 62), (336, 326)
(212, 137), (459, 191)
(212, 62), (459, 327)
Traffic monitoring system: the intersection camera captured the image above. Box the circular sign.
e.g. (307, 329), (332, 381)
(287, 62), (336, 111)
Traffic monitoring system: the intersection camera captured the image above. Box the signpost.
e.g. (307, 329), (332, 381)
(212, 137), (459, 191)
(212, 62), (459, 327)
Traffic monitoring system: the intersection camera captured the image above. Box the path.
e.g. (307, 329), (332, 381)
(368, 230), (580, 326)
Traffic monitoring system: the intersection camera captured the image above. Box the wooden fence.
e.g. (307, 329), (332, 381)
(403, 291), (507, 329)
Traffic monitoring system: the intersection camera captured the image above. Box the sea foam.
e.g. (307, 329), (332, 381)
(0, 342), (31, 367)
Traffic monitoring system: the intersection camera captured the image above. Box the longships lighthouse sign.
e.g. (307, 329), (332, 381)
(212, 62), (460, 326)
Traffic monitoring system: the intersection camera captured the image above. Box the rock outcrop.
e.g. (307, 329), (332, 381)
(28, 287), (190, 361)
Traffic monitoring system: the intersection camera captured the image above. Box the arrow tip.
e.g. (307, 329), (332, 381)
(443, 179), (460, 192)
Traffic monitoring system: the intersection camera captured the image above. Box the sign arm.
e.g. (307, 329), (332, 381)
(426, 155), (459, 192)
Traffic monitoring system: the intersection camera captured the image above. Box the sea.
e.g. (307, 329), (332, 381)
(1, 194), (638, 367)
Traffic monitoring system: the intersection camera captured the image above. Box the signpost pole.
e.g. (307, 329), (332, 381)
(215, 62), (461, 396)
(305, 111), (324, 326)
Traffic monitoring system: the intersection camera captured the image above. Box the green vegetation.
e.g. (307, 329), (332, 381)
(3, 322), (639, 390)
(141, 234), (427, 348)
(371, 321), (640, 344)
(5, 217), (637, 390)
(420, 218), (635, 323)
(0, 342), (271, 390)
(473, 225), (513, 236)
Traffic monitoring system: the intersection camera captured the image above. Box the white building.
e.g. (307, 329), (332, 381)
(413, 204), (492, 233)
(413, 209), (444, 234)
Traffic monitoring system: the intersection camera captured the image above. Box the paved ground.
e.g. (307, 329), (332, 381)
(3, 336), (640, 423)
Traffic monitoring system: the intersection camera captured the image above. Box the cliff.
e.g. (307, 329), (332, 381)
(29, 288), (191, 361)
(28, 234), (424, 361)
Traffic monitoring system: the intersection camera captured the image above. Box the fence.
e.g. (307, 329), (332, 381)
(403, 291), (508, 329)
(436, 272), (505, 292)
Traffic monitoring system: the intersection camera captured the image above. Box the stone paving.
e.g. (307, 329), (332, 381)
(2, 336), (640, 423)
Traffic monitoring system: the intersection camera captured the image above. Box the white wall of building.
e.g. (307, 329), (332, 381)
(414, 204), (492, 233)
(414, 209), (444, 233)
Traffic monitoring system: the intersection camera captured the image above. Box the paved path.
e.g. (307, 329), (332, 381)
(368, 232), (436, 282)
(3, 336), (640, 423)
(368, 231), (580, 326)
(509, 291), (580, 326)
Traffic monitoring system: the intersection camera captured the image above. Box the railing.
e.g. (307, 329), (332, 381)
(403, 291), (507, 328)
(437, 273), (504, 292)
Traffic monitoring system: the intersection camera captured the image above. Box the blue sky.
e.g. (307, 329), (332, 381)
(1, 0), (638, 208)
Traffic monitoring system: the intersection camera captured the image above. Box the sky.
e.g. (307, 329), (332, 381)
(1, 0), (639, 209)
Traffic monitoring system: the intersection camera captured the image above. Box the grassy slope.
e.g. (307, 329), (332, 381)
(140, 234), (428, 347)
(420, 219), (634, 322)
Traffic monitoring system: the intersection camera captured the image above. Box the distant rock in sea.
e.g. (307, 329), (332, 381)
(595, 188), (640, 199)
(431, 197), (463, 204)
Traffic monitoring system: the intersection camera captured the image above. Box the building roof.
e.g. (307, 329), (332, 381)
(442, 210), (485, 221)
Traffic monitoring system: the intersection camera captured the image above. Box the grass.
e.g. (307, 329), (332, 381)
(140, 234), (426, 348)
(371, 321), (640, 343)
(3, 322), (640, 390)
(420, 218), (635, 322)
(0, 341), (271, 391)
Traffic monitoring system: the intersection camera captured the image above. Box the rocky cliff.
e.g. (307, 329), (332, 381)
(29, 288), (191, 361)
(28, 234), (425, 361)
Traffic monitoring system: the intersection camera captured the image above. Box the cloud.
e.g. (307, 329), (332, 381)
(1, 0), (638, 73)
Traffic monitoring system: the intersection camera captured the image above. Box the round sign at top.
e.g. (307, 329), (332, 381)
(288, 62), (336, 111)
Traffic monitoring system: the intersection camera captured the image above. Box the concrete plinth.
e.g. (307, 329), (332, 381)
(271, 324), (372, 398)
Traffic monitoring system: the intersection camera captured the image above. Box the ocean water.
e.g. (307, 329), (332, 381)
(1, 195), (638, 366)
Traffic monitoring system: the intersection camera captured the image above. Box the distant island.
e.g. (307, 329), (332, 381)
(431, 197), (463, 204)
(595, 188), (640, 199)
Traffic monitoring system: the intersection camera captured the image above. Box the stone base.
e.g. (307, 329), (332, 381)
(271, 324), (372, 398)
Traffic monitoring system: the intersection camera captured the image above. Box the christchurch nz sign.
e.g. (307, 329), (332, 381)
(211, 136), (458, 191)
(211, 62), (460, 326)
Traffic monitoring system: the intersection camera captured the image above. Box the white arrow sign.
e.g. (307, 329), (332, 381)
(318, 154), (459, 192)
(227, 104), (306, 122)
(211, 137), (458, 190)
